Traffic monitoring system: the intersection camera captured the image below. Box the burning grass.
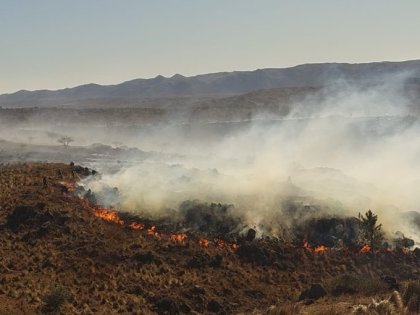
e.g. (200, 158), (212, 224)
(92, 207), (124, 225)
(303, 241), (330, 253)
(83, 196), (240, 250)
(0, 162), (418, 315)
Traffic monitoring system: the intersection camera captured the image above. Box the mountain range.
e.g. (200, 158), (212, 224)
(1, 60), (420, 108)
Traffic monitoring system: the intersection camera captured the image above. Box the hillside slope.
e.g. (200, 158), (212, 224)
(0, 162), (418, 314)
(1, 60), (420, 108)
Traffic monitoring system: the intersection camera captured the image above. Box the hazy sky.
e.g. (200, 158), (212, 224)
(1, 0), (420, 94)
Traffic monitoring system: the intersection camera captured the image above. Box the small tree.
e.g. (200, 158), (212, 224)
(57, 136), (74, 148)
(358, 210), (384, 250)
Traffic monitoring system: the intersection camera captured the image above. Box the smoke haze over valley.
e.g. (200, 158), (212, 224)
(1, 61), (420, 245)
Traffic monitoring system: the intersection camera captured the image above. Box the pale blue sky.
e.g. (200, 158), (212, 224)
(1, 0), (420, 94)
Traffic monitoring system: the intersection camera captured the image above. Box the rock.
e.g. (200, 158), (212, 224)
(299, 284), (327, 301)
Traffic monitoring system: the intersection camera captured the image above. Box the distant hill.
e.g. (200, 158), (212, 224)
(1, 60), (420, 108)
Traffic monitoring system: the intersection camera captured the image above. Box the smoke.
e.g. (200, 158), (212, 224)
(1, 68), (420, 243)
(81, 70), (420, 244)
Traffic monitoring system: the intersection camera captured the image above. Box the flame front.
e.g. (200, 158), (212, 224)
(170, 233), (187, 243)
(129, 222), (145, 230)
(93, 208), (124, 225)
(303, 241), (311, 250)
(314, 245), (328, 253)
(215, 239), (239, 251)
(359, 244), (371, 253)
(303, 241), (328, 253)
(71, 181), (238, 252)
(147, 226), (160, 238)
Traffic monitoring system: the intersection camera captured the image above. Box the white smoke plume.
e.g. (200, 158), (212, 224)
(84, 70), (420, 244)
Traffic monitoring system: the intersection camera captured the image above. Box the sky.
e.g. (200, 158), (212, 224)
(1, 0), (420, 94)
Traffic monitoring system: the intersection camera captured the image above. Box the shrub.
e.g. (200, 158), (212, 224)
(41, 286), (71, 314)
(263, 303), (301, 315)
(402, 280), (420, 314)
(328, 274), (388, 296)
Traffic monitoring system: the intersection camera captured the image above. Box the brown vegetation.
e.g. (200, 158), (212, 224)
(0, 163), (418, 314)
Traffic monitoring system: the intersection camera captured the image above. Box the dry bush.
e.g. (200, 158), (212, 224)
(389, 291), (404, 314)
(352, 305), (369, 315)
(351, 288), (419, 315)
(312, 307), (346, 315)
(263, 303), (302, 315)
(402, 280), (420, 314)
(41, 286), (71, 314)
(352, 299), (396, 315)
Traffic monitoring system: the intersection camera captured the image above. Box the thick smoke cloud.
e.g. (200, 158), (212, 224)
(83, 71), (420, 244)
(1, 70), (419, 243)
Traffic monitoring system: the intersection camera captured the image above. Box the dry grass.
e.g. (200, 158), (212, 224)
(0, 163), (419, 315)
(327, 274), (389, 296)
(257, 303), (302, 315)
(402, 280), (420, 314)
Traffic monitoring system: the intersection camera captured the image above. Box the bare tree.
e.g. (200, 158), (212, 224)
(57, 136), (74, 148)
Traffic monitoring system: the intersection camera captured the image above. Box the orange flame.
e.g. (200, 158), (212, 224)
(129, 222), (145, 230)
(303, 241), (311, 250)
(359, 244), (371, 253)
(199, 239), (209, 248)
(93, 208), (124, 225)
(170, 233), (187, 243)
(314, 245), (328, 253)
(81, 192), (237, 252)
(213, 238), (239, 251)
(230, 243), (240, 251)
(214, 239), (227, 249)
(147, 226), (160, 238)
